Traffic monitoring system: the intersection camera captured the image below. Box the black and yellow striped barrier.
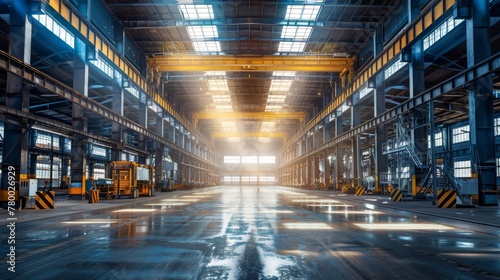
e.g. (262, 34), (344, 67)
(89, 190), (100, 204)
(437, 189), (456, 208)
(355, 186), (365, 196)
(391, 189), (402, 202)
(319, 183), (326, 190)
(35, 191), (55, 209)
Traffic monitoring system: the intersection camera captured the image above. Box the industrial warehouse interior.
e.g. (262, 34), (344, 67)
(1, 0), (500, 279)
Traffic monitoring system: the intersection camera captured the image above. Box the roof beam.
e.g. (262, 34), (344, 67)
(150, 55), (354, 73)
(193, 111), (307, 123)
(212, 131), (287, 139)
(122, 19), (376, 31)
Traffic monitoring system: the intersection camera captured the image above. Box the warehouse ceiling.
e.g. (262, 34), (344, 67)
(101, 0), (401, 147)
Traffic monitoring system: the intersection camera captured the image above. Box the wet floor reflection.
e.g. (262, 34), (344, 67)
(6, 186), (500, 279)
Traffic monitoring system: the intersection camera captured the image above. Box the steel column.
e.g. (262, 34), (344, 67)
(466, 0), (497, 206)
(1, 0), (31, 208)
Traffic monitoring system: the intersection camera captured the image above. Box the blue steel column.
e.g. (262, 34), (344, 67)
(335, 109), (344, 187)
(138, 93), (148, 163)
(351, 93), (361, 187)
(70, 35), (89, 199)
(374, 72), (387, 193)
(465, 0), (497, 206)
(1, 0), (32, 208)
(155, 114), (165, 190)
(111, 72), (124, 161)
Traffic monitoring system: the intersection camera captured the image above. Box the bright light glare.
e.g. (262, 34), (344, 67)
(63, 219), (123, 224)
(260, 210), (294, 214)
(325, 210), (381, 214)
(307, 204), (353, 207)
(113, 209), (157, 213)
(280, 250), (318, 257)
(291, 199), (340, 203)
(161, 198), (200, 202)
(354, 223), (455, 231)
(282, 223), (333, 230)
(145, 203), (189, 206)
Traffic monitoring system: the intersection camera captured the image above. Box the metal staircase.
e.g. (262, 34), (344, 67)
(382, 117), (465, 202)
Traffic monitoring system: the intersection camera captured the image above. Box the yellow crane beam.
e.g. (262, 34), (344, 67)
(212, 131), (287, 139)
(149, 55), (354, 72)
(193, 111), (307, 123)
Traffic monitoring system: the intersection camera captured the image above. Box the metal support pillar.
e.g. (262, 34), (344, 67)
(374, 71), (387, 193)
(111, 72), (124, 161)
(466, 0), (496, 206)
(1, 1), (31, 208)
(323, 151), (331, 187)
(352, 95), (361, 186)
(138, 95), (148, 164)
(70, 36), (89, 200)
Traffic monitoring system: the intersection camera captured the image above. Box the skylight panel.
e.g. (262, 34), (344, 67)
(278, 42), (307, 53)
(266, 105), (283, 112)
(281, 26), (312, 40)
(221, 121), (237, 131)
(192, 41), (221, 52)
(285, 5), (321, 21)
(187, 26), (218, 39)
(212, 95), (231, 103)
(205, 71), (226, 76)
(261, 121), (276, 132)
(267, 95), (287, 103)
(215, 104), (233, 112)
(179, 5), (214, 20)
(270, 80), (292, 92)
(273, 71), (296, 77)
(208, 79), (228, 92)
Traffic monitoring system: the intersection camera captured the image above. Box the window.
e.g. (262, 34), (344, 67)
(35, 132), (60, 150)
(224, 156), (240, 163)
(36, 156), (60, 179)
(427, 132), (443, 147)
(281, 26), (312, 40)
(284, 5), (321, 21)
(91, 145), (107, 157)
(259, 156), (276, 164)
(359, 85), (374, 100)
(32, 14), (74, 48)
(179, 5), (214, 20)
(259, 176), (276, 182)
(423, 17), (464, 50)
(90, 56), (114, 78)
(497, 158), (500, 177)
(385, 60), (407, 79)
(452, 125), (469, 144)
(93, 168), (106, 179)
(495, 117), (500, 136)
(454, 160), (471, 178)
(241, 156), (258, 164)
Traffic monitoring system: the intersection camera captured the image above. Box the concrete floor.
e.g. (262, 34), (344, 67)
(1, 186), (499, 279)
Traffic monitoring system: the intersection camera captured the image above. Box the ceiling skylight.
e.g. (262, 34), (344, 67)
(266, 105), (283, 112)
(278, 41), (307, 53)
(205, 71), (226, 76)
(212, 95), (231, 103)
(273, 71), (296, 77)
(208, 79), (228, 92)
(179, 5), (214, 20)
(267, 95), (287, 103)
(281, 26), (313, 40)
(221, 121), (237, 131)
(192, 41), (221, 52)
(285, 5), (321, 20)
(270, 80), (293, 92)
(215, 104), (233, 112)
(187, 26), (218, 39)
(261, 121), (276, 132)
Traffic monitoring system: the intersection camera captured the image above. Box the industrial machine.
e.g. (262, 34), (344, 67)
(110, 161), (155, 198)
(94, 178), (117, 199)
